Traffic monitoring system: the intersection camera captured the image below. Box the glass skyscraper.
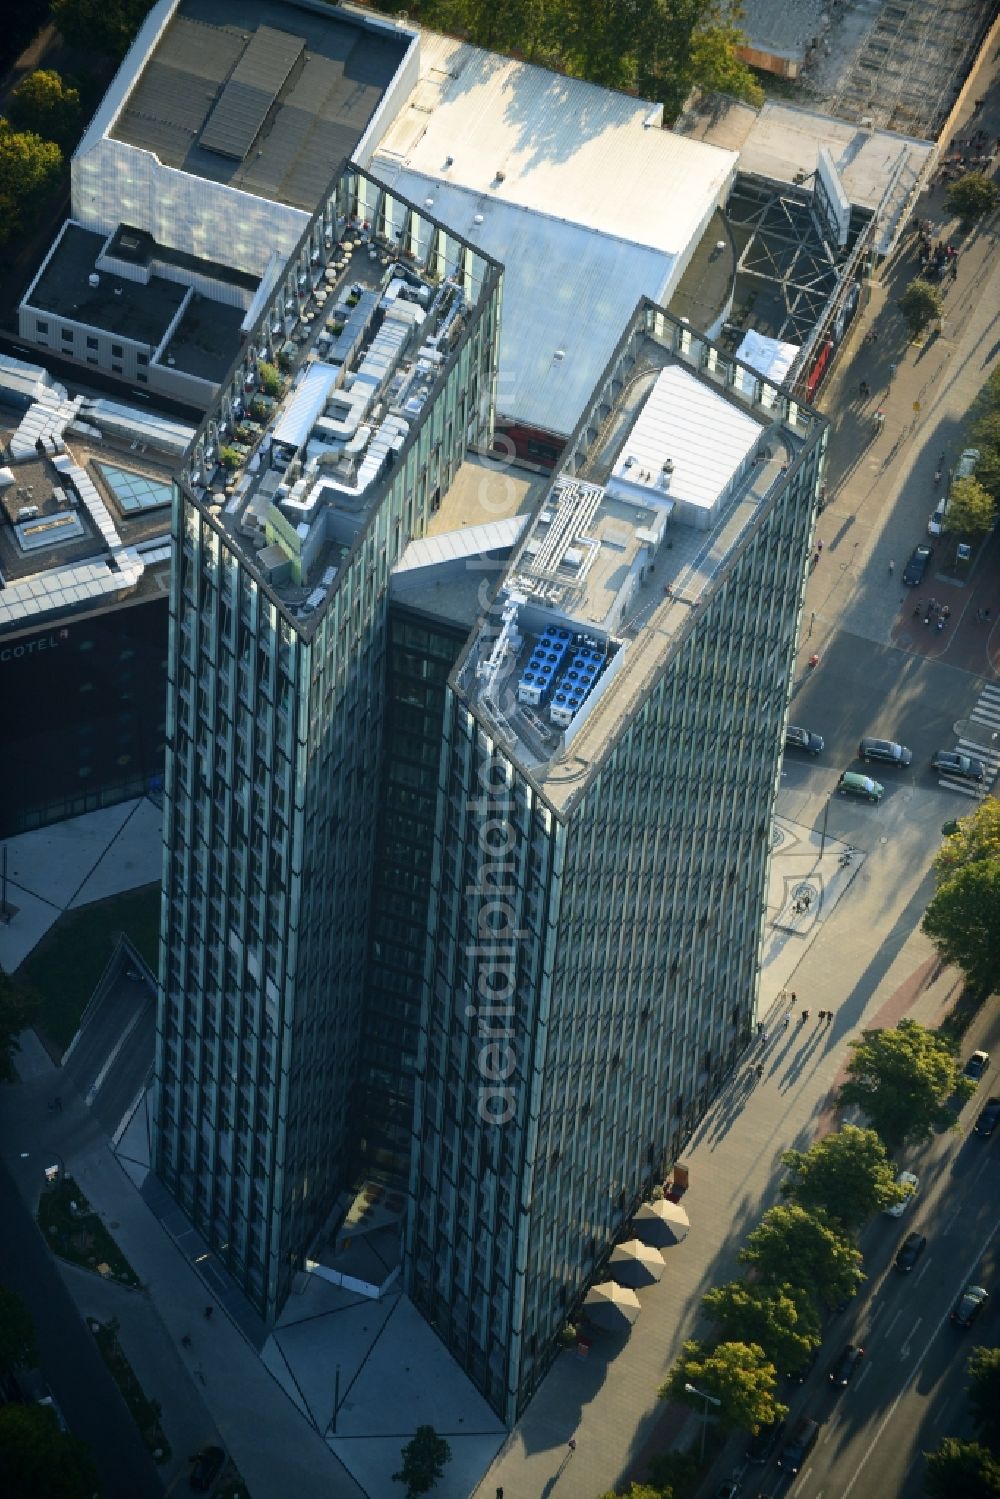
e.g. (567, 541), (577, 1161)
(155, 163), (500, 1318)
(404, 302), (827, 1421)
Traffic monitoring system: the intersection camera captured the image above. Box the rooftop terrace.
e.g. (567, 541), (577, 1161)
(456, 331), (812, 812)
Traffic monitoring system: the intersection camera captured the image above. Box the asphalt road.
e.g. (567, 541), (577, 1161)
(0, 1154), (163, 1499)
(744, 1036), (1000, 1499)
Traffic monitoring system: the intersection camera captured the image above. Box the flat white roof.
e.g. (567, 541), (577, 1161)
(735, 330), (799, 389)
(375, 167), (675, 439)
(372, 32), (737, 437)
(377, 33), (736, 256)
(608, 365), (762, 515)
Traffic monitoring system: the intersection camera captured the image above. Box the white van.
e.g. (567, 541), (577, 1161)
(929, 447), (980, 535)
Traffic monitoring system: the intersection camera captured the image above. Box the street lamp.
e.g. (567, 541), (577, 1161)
(684, 1381), (721, 1463)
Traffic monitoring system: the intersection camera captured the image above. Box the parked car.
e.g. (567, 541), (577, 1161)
(902, 544), (934, 586)
(964, 1050), (990, 1083)
(837, 771), (884, 803)
(190, 1446), (225, 1492)
(829, 1344), (864, 1388)
(747, 1416), (785, 1463)
(951, 1285), (989, 1328)
(932, 750), (986, 782)
(885, 1170), (919, 1217)
(975, 1097), (1000, 1137)
(895, 1231), (928, 1272)
(859, 737), (913, 767)
(777, 1416), (821, 1473)
(786, 725), (825, 755)
(930, 447), (982, 535)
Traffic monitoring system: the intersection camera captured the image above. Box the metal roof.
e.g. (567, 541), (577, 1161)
(374, 167), (675, 439)
(271, 361), (341, 450)
(199, 26), (304, 160)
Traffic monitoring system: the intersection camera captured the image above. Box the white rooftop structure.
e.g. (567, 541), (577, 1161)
(372, 33), (737, 439)
(734, 330), (799, 394)
(607, 365), (763, 528)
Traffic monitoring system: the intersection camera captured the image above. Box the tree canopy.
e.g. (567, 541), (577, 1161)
(900, 279), (943, 339)
(661, 1338), (786, 1433)
(8, 71), (83, 151)
(0, 124), (63, 249)
(701, 1279), (820, 1378)
(946, 172), (1000, 227)
(0, 1287), (35, 1380)
(924, 1437), (1000, 1499)
(947, 475), (997, 538)
(0, 1403), (99, 1499)
(392, 1425), (452, 1498)
(935, 798), (1000, 880)
(739, 1203), (864, 1309)
(367, 0), (763, 121)
(923, 857), (1000, 994)
(837, 1019), (973, 1148)
(51, 0), (155, 57)
(968, 1346), (1000, 1453)
(780, 1124), (907, 1229)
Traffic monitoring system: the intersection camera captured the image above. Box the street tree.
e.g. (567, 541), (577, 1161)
(701, 1280), (820, 1377)
(598, 1487), (662, 1499)
(900, 278), (943, 340)
(0, 1403), (99, 1499)
(0, 124), (63, 248)
(51, 0), (154, 57)
(8, 71), (82, 150)
(968, 1346), (1000, 1453)
(661, 1339), (786, 1433)
(935, 798), (1000, 879)
(923, 856), (1000, 993)
(392, 1425), (451, 1498)
(0, 971), (37, 1084)
(739, 1203), (864, 1310)
(946, 172), (1000, 229)
(837, 1018), (973, 1148)
(0, 1287), (35, 1380)
(780, 1124), (907, 1229)
(946, 475), (997, 537)
(924, 1437), (1000, 1499)
(645, 1451), (701, 1495)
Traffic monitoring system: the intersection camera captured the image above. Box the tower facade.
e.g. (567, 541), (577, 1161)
(155, 163), (499, 1317)
(405, 303), (827, 1420)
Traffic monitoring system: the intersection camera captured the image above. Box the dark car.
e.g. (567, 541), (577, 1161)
(964, 1050), (990, 1083)
(747, 1415), (785, 1463)
(895, 1231), (928, 1272)
(829, 1344), (864, 1387)
(190, 1446), (225, 1492)
(975, 1097), (1000, 1137)
(902, 543), (933, 586)
(786, 725), (825, 755)
(951, 1285), (989, 1328)
(777, 1415), (821, 1473)
(932, 751), (986, 783)
(859, 737), (913, 767)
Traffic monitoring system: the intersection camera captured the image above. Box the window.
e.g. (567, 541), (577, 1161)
(111, 363), (123, 375)
(137, 353), (148, 366)
(111, 343), (124, 358)
(36, 321), (48, 334)
(137, 373), (148, 384)
(86, 336), (98, 351)
(61, 328), (74, 343)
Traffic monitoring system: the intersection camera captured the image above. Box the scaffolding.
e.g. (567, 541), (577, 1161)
(828, 0), (997, 138)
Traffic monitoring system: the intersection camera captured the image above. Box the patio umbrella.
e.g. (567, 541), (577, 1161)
(583, 1281), (642, 1330)
(632, 1198), (690, 1247)
(609, 1239), (666, 1288)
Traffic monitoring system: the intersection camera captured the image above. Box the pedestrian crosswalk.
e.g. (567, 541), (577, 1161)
(937, 683), (1000, 797)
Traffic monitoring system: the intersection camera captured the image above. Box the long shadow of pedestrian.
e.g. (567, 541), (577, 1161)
(779, 1027), (826, 1091)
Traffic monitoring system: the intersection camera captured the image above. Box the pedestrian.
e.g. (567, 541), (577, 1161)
(497, 1489), (504, 1499)
(203, 1306), (213, 1320)
(755, 1062), (764, 1079)
(826, 1010), (834, 1025)
(888, 559), (894, 576)
(817, 539), (824, 553)
(985, 608), (992, 622)
(790, 992), (797, 1005)
(800, 1008), (810, 1024)
(568, 1438), (577, 1453)
(782, 1014), (790, 1031)
(859, 379), (870, 398)
(181, 1334), (192, 1349)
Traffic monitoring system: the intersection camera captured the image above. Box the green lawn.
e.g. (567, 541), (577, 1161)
(17, 884), (161, 1053)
